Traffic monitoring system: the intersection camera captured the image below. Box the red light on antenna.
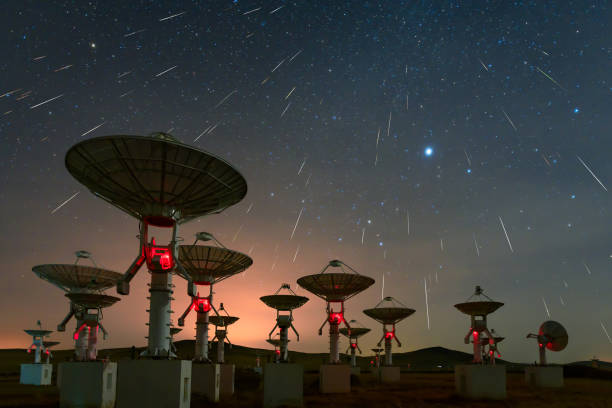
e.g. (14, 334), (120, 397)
(328, 312), (344, 324)
(27, 349), (31, 353)
(473, 331), (478, 338)
(489, 350), (493, 355)
(385, 331), (395, 339)
(497, 353), (501, 358)
(538, 343), (543, 348)
(193, 297), (211, 313)
(275, 350), (280, 355)
(73, 323), (87, 340)
(350, 343), (357, 349)
(146, 242), (174, 272)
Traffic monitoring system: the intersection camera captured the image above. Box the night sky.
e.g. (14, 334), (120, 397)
(1, 1), (611, 365)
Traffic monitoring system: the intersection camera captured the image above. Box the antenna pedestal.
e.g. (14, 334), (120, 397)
(58, 361), (117, 407)
(455, 365), (507, 399)
(329, 323), (340, 364)
(524, 366), (563, 388)
(216, 329), (226, 364)
(74, 318), (88, 361)
(195, 311), (210, 361)
(143, 272), (175, 358)
(384, 336), (393, 366)
(20, 364), (52, 386)
(350, 345), (357, 367)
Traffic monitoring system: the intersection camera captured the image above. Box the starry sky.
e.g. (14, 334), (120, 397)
(1, 1), (611, 364)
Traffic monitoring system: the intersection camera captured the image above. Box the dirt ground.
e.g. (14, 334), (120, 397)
(2, 371), (611, 408)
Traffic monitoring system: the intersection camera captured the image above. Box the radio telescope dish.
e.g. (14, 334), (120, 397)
(363, 297), (415, 325)
(339, 327), (370, 338)
(454, 286), (504, 316)
(65, 133), (247, 224)
(527, 321), (568, 365)
(540, 321), (568, 351)
(65, 293), (120, 309)
(24, 329), (53, 337)
(178, 244), (252, 285)
(209, 315), (239, 327)
(297, 260), (375, 302)
(32, 264), (122, 292)
(266, 338), (287, 347)
(170, 327), (182, 336)
(260, 284), (309, 311)
(43, 341), (60, 348)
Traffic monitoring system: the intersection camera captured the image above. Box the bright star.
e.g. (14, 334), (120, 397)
(424, 147), (433, 156)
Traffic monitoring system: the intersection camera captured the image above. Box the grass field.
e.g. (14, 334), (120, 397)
(3, 341), (611, 407)
(3, 371), (612, 408)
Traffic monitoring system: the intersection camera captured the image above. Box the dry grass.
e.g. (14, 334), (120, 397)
(3, 371), (611, 408)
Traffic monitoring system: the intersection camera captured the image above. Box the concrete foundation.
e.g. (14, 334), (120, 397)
(455, 365), (506, 399)
(350, 367), (361, 376)
(525, 366), (563, 388)
(319, 364), (350, 394)
(191, 364), (220, 402)
(379, 366), (400, 383)
(219, 364), (235, 397)
(263, 363), (303, 408)
(57, 362), (116, 408)
(116, 360), (191, 408)
(20, 363), (52, 385)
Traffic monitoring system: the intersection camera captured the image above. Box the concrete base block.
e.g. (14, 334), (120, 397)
(350, 367), (361, 376)
(455, 365), (506, 399)
(379, 366), (400, 383)
(58, 362), (116, 408)
(117, 360), (191, 408)
(192, 364), (220, 402)
(220, 364), (235, 397)
(525, 366), (563, 388)
(20, 364), (52, 385)
(319, 365), (350, 394)
(263, 363), (303, 408)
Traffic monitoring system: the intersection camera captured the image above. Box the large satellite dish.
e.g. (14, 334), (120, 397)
(65, 133), (247, 224)
(260, 284), (309, 311)
(454, 286), (504, 316)
(363, 297), (415, 325)
(178, 245), (252, 285)
(209, 315), (239, 327)
(32, 264), (122, 292)
(65, 293), (121, 309)
(297, 260), (375, 302)
(538, 321), (568, 352)
(527, 320), (568, 365)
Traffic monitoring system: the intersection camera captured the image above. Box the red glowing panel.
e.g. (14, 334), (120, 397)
(145, 242), (174, 272)
(275, 350), (280, 355)
(350, 343), (357, 349)
(73, 323), (87, 340)
(489, 350), (493, 355)
(192, 297), (211, 313)
(385, 331), (395, 339)
(328, 312), (344, 324)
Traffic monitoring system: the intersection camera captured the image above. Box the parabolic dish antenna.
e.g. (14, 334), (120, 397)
(266, 338), (287, 347)
(65, 133), (247, 224)
(209, 315), (239, 327)
(339, 327), (370, 338)
(527, 320), (568, 365)
(24, 329), (53, 337)
(65, 293), (121, 309)
(170, 327), (182, 336)
(454, 285), (504, 316)
(32, 264), (122, 292)
(363, 297), (415, 325)
(260, 283), (309, 311)
(297, 260), (375, 302)
(43, 341), (60, 348)
(538, 321), (568, 351)
(178, 245), (252, 285)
